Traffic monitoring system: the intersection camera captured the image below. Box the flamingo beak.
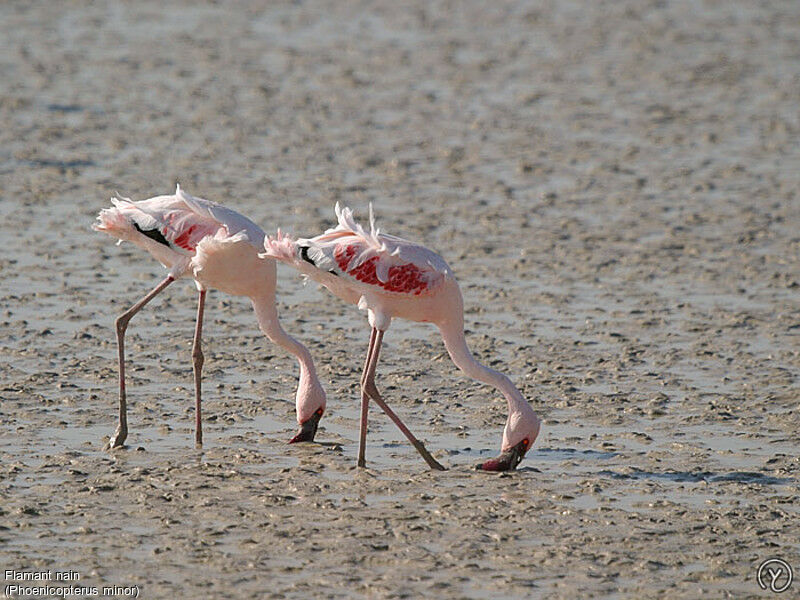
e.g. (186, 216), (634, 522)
(475, 438), (530, 472)
(288, 408), (323, 444)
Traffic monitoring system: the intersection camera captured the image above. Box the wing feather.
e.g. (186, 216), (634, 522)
(296, 203), (452, 296)
(176, 185), (265, 245)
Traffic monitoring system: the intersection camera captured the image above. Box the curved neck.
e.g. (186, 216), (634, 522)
(436, 318), (527, 415)
(250, 294), (325, 421)
(251, 296), (310, 364)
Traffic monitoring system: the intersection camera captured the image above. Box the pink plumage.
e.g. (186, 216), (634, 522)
(94, 185), (326, 449)
(262, 203), (540, 471)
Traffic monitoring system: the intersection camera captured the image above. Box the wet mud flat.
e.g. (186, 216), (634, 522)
(1, 1), (798, 598)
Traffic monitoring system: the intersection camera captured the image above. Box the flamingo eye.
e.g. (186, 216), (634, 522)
(315, 407), (324, 416)
(521, 438), (529, 449)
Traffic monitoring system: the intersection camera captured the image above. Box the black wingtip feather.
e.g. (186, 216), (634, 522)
(133, 222), (170, 247)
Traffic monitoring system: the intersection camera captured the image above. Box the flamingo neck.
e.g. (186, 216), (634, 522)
(250, 294), (326, 422)
(437, 318), (537, 444)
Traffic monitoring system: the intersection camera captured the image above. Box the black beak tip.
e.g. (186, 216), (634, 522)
(288, 410), (322, 444)
(475, 457), (515, 472)
(474, 444), (526, 472)
(288, 429), (314, 444)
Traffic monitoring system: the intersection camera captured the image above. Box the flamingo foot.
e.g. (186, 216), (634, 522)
(475, 440), (529, 472)
(104, 425), (127, 450)
(412, 440), (447, 471)
(288, 408), (323, 444)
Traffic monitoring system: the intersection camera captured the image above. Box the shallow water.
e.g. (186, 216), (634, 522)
(2, 0), (800, 598)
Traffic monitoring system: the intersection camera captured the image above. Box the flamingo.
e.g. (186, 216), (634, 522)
(93, 185), (326, 449)
(261, 203), (540, 471)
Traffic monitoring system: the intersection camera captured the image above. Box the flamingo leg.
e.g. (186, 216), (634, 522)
(361, 328), (446, 471)
(192, 289), (206, 448)
(106, 275), (175, 449)
(357, 328), (378, 467)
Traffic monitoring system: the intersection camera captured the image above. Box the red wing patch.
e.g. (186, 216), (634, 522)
(172, 224), (200, 251)
(335, 244), (429, 295)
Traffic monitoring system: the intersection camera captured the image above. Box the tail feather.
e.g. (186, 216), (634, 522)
(95, 194), (162, 241)
(93, 205), (137, 242)
(261, 230), (299, 263)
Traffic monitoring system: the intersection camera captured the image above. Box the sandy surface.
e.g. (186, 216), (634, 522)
(1, 1), (799, 598)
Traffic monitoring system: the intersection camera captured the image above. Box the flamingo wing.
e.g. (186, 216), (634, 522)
(296, 203), (452, 296)
(101, 185), (265, 256)
(105, 195), (217, 256)
(176, 185), (266, 246)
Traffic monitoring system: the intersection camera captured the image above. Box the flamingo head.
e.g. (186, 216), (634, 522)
(476, 437), (532, 471)
(476, 408), (540, 472)
(288, 407), (324, 444)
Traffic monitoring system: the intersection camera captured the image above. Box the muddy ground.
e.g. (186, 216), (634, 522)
(1, 1), (798, 598)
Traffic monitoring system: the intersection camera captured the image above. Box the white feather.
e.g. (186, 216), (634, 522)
(306, 245), (336, 272)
